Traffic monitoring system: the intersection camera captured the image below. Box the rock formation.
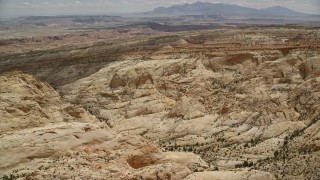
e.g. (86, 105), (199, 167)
(1, 27), (319, 179)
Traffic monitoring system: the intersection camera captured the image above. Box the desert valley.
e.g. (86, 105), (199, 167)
(0, 1), (320, 180)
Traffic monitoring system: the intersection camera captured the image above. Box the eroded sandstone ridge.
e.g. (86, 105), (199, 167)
(1, 28), (319, 179)
(0, 72), (212, 179)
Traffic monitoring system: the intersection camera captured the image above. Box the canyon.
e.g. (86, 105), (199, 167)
(0, 25), (320, 179)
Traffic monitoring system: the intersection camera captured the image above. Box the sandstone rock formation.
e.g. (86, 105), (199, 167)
(0, 72), (208, 179)
(0, 122), (194, 179)
(0, 71), (96, 134)
(1, 28), (320, 179)
(59, 30), (320, 179)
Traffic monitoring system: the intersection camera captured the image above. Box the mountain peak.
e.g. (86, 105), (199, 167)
(264, 5), (291, 10)
(262, 6), (294, 11)
(152, 2), (306, 17)
(260, 6), (304, 16)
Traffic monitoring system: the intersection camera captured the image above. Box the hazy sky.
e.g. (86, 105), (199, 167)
(0, 0), (319, 18)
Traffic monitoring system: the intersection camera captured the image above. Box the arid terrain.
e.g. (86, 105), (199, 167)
(1, 14), (320, 180)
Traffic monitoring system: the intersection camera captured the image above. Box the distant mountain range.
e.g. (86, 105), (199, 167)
(151, 1), (309, 17)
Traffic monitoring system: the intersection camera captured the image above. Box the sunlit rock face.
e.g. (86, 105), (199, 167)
(1, 27), (320, 179)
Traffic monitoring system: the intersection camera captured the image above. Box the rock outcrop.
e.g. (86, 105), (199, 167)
(0, 72), (207, 179)
(0, 71), (96, 134)
(1, 28), (320, 179)
(59, 39), (320, 179)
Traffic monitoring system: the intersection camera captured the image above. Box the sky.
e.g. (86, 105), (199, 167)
(0, 0), (319, 18)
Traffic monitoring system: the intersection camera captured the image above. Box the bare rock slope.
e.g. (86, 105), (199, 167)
(0, 71), (96, 133)
(60, 40), (320, 179)
(1, 28), (320, 179)
(0, 72), (213, 179)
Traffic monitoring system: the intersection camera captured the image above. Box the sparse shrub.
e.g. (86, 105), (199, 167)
(243, 161), (249, 167)
(2, 174), (20, 180)
(84, 105), (100, 117)
(274, 150), (279, 158)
